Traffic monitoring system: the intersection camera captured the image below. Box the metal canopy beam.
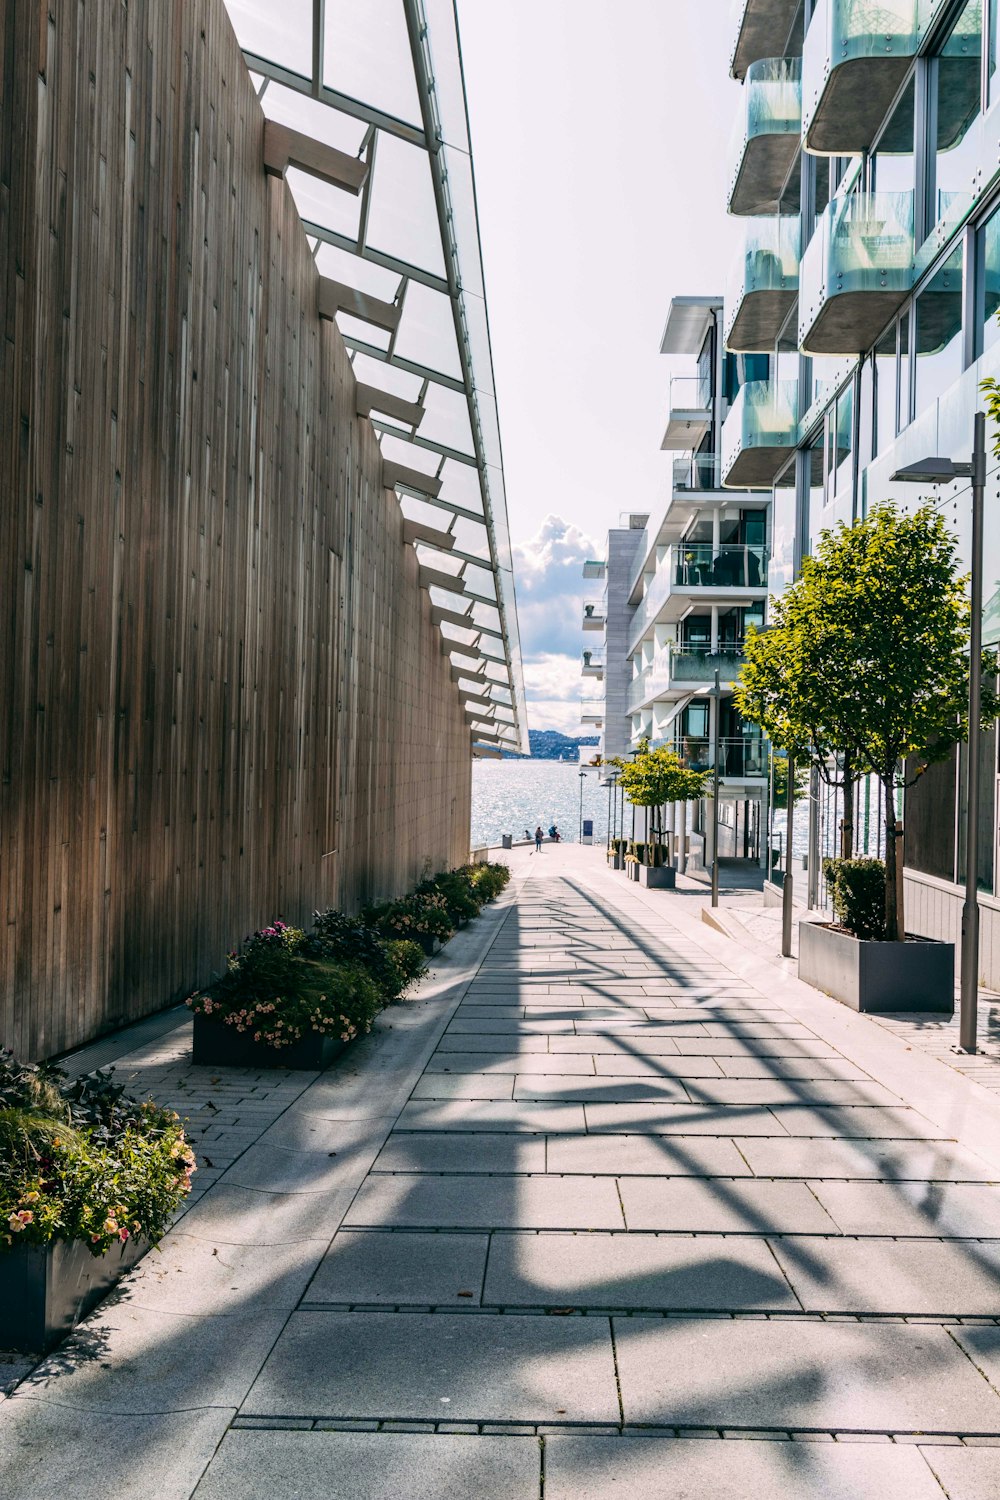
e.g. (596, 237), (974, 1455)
(263, 120), (368, 194)
(431, 605), (502, 640)
(383, 459), (442, 497)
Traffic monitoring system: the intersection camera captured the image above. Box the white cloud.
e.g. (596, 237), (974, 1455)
(511, 515), (599, 658)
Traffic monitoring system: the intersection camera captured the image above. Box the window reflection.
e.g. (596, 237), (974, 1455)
(934, 0), (983, 228)
(914, 247), (964, 416)
(873, 324), (897, 454)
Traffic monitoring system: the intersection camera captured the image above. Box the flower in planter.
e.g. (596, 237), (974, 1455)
(0, 1050), (194, 1258)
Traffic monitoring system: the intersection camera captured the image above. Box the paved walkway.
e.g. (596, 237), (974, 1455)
(5, 846), (1000, 1497)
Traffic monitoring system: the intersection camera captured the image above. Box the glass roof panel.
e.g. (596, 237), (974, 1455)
(224, 0), (312, 76)
(286, 168), (363, 241)
(316, 243), (401, 298)
(366, 133), (447, 278)
(393, 282), (463, 380)
(323, 0), (422, 126)
(261, 82), (369, 155)
(416, 383), (475, 455)
(221, 0), (526, 750)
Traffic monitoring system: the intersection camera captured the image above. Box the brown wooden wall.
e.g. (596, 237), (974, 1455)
(0, 0), (473, 1059)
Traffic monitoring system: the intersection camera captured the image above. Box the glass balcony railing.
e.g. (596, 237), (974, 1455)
(725, 216), (800, 353)
(627, 646), (749, 715)
(580, 700), (604, 722)
(721, 379), (799, 488)
(679, 734), (768, 777)
(728, 56), (802, 217)
(802, 0), (935, 153)
(669, 373), (712, 412)
(798, 191), (915, 354)
(672, 452), (721, 492)
(673, 544), (768, 589)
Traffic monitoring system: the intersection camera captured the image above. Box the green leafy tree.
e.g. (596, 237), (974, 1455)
(736, 505), (1000, 941)
(606, 739), (711, 866)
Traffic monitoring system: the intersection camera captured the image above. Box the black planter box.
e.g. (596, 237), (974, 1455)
(799, 921), (955, 1014)
(637, 864), (676, 889)
(192, 1012), (348, 1069)
(1, 1234), (147, 1353)
(610, 851), (625, 871)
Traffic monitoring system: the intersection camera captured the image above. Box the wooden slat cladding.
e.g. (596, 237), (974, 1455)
(0, 0), (474, 1059)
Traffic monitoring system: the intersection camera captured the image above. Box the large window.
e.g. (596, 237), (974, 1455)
(873, 323), (898, 452)
(914, 245), (964, 416)
(933, 0), (983, 229)
(871, 77), (915, 196)
(979, 196), (1000, 354)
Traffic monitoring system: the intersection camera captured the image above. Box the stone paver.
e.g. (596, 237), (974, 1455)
(8, 845), (1000, 1498)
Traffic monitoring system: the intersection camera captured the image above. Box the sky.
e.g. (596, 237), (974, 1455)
(456, 1), (746, 735)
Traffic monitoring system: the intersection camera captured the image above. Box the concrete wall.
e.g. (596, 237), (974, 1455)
(0, 0), (472, 1059)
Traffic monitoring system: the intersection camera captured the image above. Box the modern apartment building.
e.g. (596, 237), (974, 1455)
(721, 0), (1000, 974)
(0, 0), (525, 1057)
(582, 298), (772, 868)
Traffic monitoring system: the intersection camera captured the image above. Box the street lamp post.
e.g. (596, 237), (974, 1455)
(711, 668), (721, 908)
(578, 768), (586, 843)
(890, 411), (987, 1053)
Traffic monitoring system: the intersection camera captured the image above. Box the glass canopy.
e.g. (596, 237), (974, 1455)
(222, 0), (527, 753)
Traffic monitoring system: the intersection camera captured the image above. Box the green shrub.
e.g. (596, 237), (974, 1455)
(825, 857), (886, 941)
(0, 1049), (193, 1257)
(422, 867), (482, 923)
(364, 891), (454, 944)
(469, 861), (510, 901)
(188, 921), (384, 1046)
(382, 939), (429, 999)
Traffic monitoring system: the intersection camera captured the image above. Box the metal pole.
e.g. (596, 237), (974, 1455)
(578, 771), (585, 843)
(606, 776), (613, 855)
(806, 765), (820, 909)
(782, 751), (795, 957)
(711, 668), (721, 908)
(959, 410), (987, 1053)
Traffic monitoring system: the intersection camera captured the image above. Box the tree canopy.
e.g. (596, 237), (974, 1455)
(607, 739), (711, 809)
(736, 504), (1000, 938)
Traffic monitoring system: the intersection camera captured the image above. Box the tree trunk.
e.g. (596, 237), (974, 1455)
(840, 752), (854, 860)
(883, 778), (899, 941)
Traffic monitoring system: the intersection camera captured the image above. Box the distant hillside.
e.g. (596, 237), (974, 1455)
(494, 730), (600, 762)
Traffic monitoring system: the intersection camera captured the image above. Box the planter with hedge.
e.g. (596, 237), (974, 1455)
(798, 858), (954, 1013)
(0, 1051), (195, 1352)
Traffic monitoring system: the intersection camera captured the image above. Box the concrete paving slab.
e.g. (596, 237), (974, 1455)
(485, 1231), (799, 1310)
(372, 1132), (548, 1174)
(445, 1018), (576, 1035)
(17, 1305), (288, 1413)
(810, 1180), (1000, 1237)
(669, 1037), (844, 1058)
(614, 1317), (1000, 1431)
(242, 1310), (620, 1423)
(543, 1434), (947, 1500)
(410, 1074), (516, 1100)
(545, 1133), (752, 1177)
(306, 1231), (489, 1305)
(583, 1103), (789, 1135)
(220, 1143), (371, 1195)
(618, 1177), (839, 1233)
(114, 1233), (327, 1316)
(950, 1324), (1000, 1389)
(548, 1035), (682, 1055)
(344, 1173), (626, 1230)
(435, 1033), (551, 1053)
(0, 1402), (235, 1500)
(736, 1136), (997, 1180)
(428, 1052), (597, 1075)
(177, 1183), (346, 1244)
(589, 1055), (726, 1078)
(768, 1236), (1000, 1314)
(258, 1115), (384, 1153)
(920, 1444), (1000, 1499)
(513, 1075), (691, 1103)
(192, 1429), (540, 1500)
(716, 1056), (872, 1081)
(766, 1107), (950, 1139)
(395, 1100), (588, 1132)
(690, 1080), (904, 1107)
